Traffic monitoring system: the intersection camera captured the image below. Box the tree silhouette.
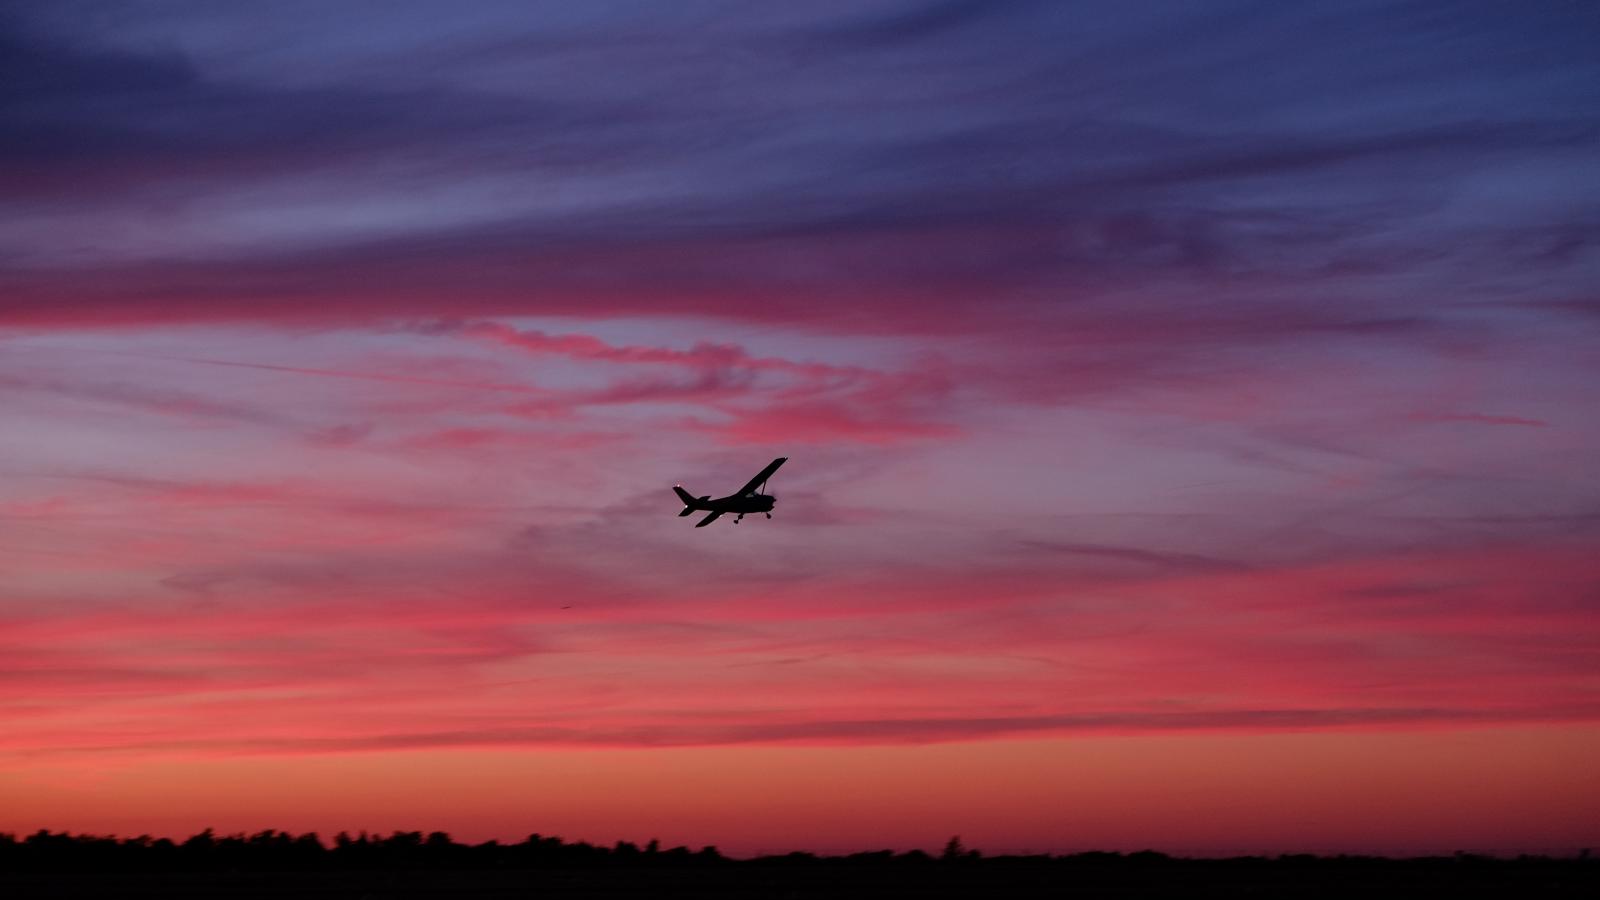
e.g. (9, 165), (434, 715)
(0, 826), (1594, 900)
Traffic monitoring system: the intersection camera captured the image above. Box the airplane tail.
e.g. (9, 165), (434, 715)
(673, 486), (707, 515)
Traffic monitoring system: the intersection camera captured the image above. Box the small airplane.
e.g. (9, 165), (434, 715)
(673, 457), (786, 527)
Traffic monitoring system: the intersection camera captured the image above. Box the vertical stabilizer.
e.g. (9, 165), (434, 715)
(673, 486), (700, 515)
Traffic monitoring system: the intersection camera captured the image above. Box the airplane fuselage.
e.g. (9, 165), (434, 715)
(705, 493), (776, 514)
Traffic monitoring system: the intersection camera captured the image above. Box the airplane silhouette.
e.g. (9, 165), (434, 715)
(673, 457), (786, 527)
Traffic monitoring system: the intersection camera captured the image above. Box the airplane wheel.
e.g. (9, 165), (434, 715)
(765, 514), (771, 519)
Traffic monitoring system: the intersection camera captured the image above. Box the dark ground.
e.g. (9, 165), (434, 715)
(4, 857), (1596, 899)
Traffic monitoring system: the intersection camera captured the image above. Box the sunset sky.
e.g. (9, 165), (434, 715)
(2, 1), (1598, 856)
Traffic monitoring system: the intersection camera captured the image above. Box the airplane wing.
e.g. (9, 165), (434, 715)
(734, 457), (787, 497)
(694, 510), (724, 528)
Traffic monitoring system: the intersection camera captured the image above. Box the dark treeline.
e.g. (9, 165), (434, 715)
(0, 829), (1592, 872)
(1, 829), (730, 871)
(4, 832), (1596, 899)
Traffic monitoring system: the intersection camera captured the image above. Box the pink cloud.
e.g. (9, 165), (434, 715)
(2, 535), (1594, 759)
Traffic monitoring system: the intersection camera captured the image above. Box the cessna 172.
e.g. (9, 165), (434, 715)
(672, 457), (786, 527)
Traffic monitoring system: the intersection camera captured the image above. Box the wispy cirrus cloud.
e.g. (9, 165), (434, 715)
(2, 1), (1595, 336)
(2, 539), (1594, 757)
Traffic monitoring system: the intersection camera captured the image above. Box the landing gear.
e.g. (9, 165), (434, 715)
(765, 513), (771, 519)
(735, 514), (744, 523)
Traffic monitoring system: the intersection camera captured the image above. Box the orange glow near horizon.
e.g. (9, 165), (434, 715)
(6, 726), (1597, 856)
